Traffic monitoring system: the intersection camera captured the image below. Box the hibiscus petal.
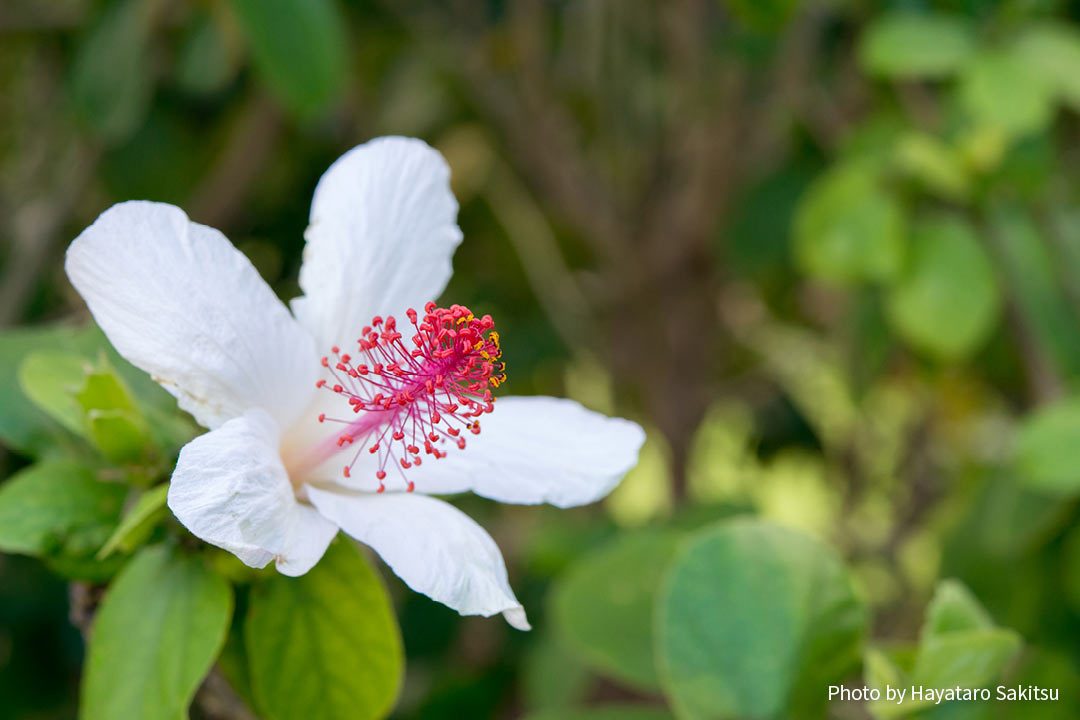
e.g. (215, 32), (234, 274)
(402, 396), (645, 507)
(306, 487), (529, 629)
(168, 408), (338, 576)
(66, 201), (319, 430)
(293, 136), (463, 350)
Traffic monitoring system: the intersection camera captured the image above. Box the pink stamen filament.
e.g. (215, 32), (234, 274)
(315, 302), (505, 492)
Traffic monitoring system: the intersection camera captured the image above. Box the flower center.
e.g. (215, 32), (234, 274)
(314, 302), (505, 493)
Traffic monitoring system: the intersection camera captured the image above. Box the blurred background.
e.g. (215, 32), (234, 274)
(6, 0), (1080, 718)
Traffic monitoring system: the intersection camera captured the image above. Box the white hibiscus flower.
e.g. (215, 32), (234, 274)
(65, 136), (644, 630)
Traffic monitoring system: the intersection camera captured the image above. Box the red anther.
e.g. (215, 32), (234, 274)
(425, 301), (437, 312)
(457, 437), (466, 449)
(369, 442), (380, 453)
(316, 379), (327, 388)
(373, 363), (383, 374)
(447, 427), (460, 437)
(407, 308), (418, 323)
(372, 316), (383, 326)
(349, 369), (358, 378)
(407, 480), (415, 491)
(376, 470), (387, 480)
(428, 432), (439, 442)
(400, 458), (412, 469)
(336, 363), (347, 371)
(431, 412), (441, 424)
(343, 466), (351, 478)
(318, 413), (326, 423)
(377, 484), (386, 493)
(340, 353), (351, 364)
(412, 457), (421, 467)
(392, 431), (404, 441)
(357, 365), (369, 374)
(321, 357), (329, 367)
(333, 384), (343, 393)
(332, 346), (340, 354)
(470, 423), (481, 435)
(407, 445), (419, 454)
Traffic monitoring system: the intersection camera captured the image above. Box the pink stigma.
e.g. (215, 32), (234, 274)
(315, 302), (506, 492)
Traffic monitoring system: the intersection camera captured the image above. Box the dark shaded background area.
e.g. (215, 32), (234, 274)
(8, 0), (1080, 718)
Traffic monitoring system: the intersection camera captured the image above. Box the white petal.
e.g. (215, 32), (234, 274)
(405, 396), (646, 507)
(66, 201), (319, 430)
(168, 408), (338, 576)
(306, 487), (527, 628)
(293, 136), (463, 350)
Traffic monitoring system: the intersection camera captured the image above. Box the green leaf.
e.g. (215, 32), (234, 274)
(76, 369), (137, 414)
(1014, 22), (1080, 112)
(1014, 398), (1080, 494)
(81, 545), (233, 720)
(69, 0), (158, 142)
(859, 13), (976, 79)
(721, 0), (799, 34)
(868, 580), (1021, 716)
(794, 162), (905, 286)
(959, 51), (1055, 139)
(97, 484), (169, 560)
(246, 539), (403, 720)
(894, 133), (970, 201)
(988, 207), (1080, 379)
(18, 352), (91, 437)
(521, 634), (590, 713)
(921, 579), (994, 638)
(0, 323), (183, 456)
(88, 409), (149, 464)
(227, 0), (347, 117)
(523, 707), (675, 720)
(0, 461), (125, 557)
(176, 10), (241, 96)
(885, 215), (999, 361)
(911, 629), (1021, 690)
(551, 530), (681, 690)
(657, 520), (866, 720)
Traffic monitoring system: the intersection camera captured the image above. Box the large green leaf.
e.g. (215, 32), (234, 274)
(656, 520), (866, 720)
(1013, 398), (1080, 494)
(69, 0), (158, 142)
(551, 530), (682, 691)
(227, 0), (347, 117)
(859, 13), (976, 79)
(885, 215), (999, 361)
(246, 539), (403, 720)
(958, 51), (1054, 139)
(793, 162), (905, 286)
(0, 460), (125, 557)
(81, 545), (233, 720)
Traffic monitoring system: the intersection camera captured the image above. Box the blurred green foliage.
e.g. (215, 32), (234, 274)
(8, 0), (1080, 719)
